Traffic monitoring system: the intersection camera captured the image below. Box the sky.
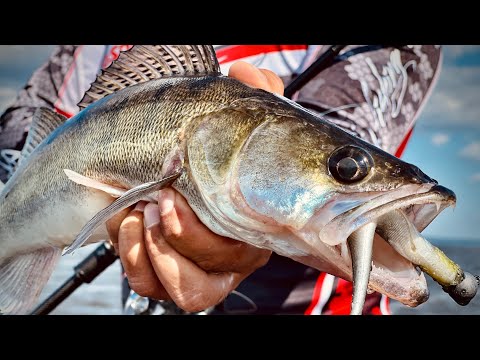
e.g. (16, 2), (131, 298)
(0, 45), (479, 244)
(400, 46), (480, 243)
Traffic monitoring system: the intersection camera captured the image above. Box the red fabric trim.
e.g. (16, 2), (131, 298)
(382, 296), (391, 315)
(54, 106), (73, 119)
(53, 45), (84, 113)
(395, 127), (414, 158)
(216, 45), (308, 65)
(304, 272), (327, 315)
(322, 278), (352, 315)
(102, 45), (133, 69)
(370, 306), (382, 315)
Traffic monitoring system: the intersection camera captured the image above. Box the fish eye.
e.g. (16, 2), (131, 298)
(328, 145), (373, 184)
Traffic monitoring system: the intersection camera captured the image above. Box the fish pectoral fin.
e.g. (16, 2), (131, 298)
(63, 168), (184, 255)
(0, 247), (61, 315)
(64, 169), (127, 198)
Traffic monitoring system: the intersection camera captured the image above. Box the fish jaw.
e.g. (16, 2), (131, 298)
(316, 183), (436, 246)
(366, 233), (429, 307)
(289, 233), (429, 307)
(289, 183), (456, 307)
(188, 175), (434, 306)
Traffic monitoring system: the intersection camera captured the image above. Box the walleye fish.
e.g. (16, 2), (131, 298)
(0, 45), (477, 315)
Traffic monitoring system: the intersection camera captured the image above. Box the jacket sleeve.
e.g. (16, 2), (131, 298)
(0, 45), (108, 182)
(0, 46), (75, 181)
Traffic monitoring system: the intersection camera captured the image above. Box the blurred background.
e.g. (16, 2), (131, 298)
(0, 45), (479, 315)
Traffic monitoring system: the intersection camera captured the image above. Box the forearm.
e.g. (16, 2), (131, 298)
(0, 46), (78, 144)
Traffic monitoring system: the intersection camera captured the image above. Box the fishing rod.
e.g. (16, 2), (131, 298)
(33, 44), (408, 315)
(30, 242), (118, 315)
(284, 44), (407, 98)
(284, 45), (347, 98)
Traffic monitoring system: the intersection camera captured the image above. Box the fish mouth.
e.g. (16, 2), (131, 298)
(305, 184), (458, 307)
(319, 184), (456, 247)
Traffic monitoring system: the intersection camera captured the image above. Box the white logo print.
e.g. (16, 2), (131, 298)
(360, 49), (416, 127)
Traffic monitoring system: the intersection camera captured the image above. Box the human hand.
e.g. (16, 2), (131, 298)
(106, 61), (284, 313)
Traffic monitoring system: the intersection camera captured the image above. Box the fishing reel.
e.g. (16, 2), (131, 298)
(123, 291), (214, 315)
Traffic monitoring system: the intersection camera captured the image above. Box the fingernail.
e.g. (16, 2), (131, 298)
(158, 188), (175, 216)
(144, 203), (161, 228)
(133, 201), (147, 213)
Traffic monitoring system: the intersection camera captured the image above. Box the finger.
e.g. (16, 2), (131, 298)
(106, 201), (147, 249)
(143, 203), (243, 313)
(117, 207), (171, 300)
(228, 61), (284, 95)
(105, 206), (133, 250)
(157, 188), (271, 273)
(258, 68), (285, 95)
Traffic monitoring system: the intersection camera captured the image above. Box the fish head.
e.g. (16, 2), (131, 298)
(185, 85), (456, 308)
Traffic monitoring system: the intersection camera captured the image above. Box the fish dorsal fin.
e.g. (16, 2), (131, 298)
(20, 107), (68, 161)
(78, 45), (221, 109)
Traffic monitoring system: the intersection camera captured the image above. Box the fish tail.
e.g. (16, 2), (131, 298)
(0, 247), (61, 315)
